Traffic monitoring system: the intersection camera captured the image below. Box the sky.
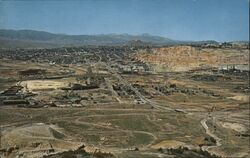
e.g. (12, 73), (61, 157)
(0, 0), (249, 41)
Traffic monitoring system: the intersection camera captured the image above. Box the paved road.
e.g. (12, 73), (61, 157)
(104, 78), (123, 103)
(104, 62), (175, 111)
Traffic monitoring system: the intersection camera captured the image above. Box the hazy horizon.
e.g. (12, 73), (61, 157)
(0, 0), (249, 42)
(2, 28), (250, 43)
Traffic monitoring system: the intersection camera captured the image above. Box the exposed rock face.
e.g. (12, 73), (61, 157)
(135, 46), (248, 72)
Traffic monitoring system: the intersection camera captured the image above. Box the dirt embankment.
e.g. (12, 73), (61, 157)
(1, 123), (84, 158)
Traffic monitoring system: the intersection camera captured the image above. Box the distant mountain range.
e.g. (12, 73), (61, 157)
(0, 29), (175, 48)
(0, 29), (220, 48)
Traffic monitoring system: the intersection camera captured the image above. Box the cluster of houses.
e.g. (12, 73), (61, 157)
(218, 64), (249, 72)
(118, 65), (145, 74)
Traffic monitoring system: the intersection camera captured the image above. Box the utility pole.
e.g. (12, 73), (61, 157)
(0, 125), (1, 149)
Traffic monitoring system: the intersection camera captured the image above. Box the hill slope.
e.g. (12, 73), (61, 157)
(0, 29), (178, 48)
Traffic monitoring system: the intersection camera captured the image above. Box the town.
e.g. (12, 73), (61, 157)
(0, 42), (249, 158)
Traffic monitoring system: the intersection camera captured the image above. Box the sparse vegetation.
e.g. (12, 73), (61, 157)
(0, 44), (248, 158)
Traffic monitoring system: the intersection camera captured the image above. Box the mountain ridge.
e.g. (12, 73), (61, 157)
(0, 29), (179, 48)
(0, 29), (223, 48)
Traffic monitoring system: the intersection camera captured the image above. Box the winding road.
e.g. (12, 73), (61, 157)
(200, 117), (222, 151)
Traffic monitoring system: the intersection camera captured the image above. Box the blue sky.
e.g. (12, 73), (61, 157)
(0, 0), (249, 41)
